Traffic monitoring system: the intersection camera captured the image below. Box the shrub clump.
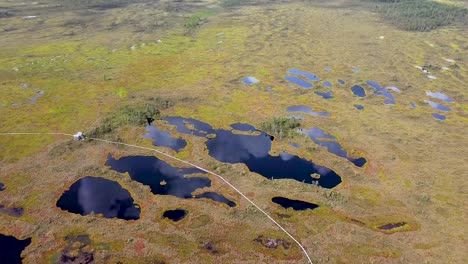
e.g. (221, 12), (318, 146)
(260, 117), (301, 139)
(88, 104), (160, 137)
(221, 0), (254, 7)
(375, 0), (468, 31)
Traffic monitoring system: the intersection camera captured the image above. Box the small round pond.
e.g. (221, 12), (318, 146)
(163, 209), (188, 222)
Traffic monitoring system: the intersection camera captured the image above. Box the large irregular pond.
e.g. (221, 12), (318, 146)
(272, 197), (319, 211)
(160, 117), (343, 188)
(56, 176), (141, 220)
(0, 234), (31, 264)
(300, 127), (367, 167)
(106, 154), (210, 198)
(206, 128), (342, 188)
(106, 155), (238, 206)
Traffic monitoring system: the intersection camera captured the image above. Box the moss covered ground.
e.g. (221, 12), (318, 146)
(0, 0), (467, 263)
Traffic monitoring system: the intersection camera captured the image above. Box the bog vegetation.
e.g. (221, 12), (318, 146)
(371, 0), (468, 31)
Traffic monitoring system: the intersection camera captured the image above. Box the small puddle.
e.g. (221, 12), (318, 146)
(426, 91), (454, 103)
(56, 176), (141, 220)
(290, 143), (300, 148)
(386, 86), (401, 93)
(29, 90), (45, 104)
(338, 79), (345, 85)
(272, 197), (318, 211)
(424, 100), (451, 112)
(194, 192), (236, 207)
(0, 234), (31, 263)
(242, 76), (259, 85)
(163, 209), (188, 222)
(366, 81), (396, 105)
(378, 222), (406, 230)
(410, 102), (417, 108)
(354, 104), (364, 110)
(286, 105), (330, 118)
(106, 154), (210, 198)
(314, 91), (334, 99)
(288, 68), (320, 81)
(143, 125), (187, 152)
(0, 205), (24, 217)
(351, 85), (366, 97)
(322, 81), (332, 88)
(352, 68), (361, 73)
(300, 127), (367, 167)
(324, 66), (331, 71)
(0, 183), (4, 191)
(285, 76), (313, 88)
(432, 113), (446, 120)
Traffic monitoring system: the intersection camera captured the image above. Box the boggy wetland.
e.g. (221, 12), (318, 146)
(0, 0), (467, 263)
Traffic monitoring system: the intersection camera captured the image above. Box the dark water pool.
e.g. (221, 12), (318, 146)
(322, 81), (332, 88)
(378, 222), (406, 230)
(163, 209), (187, 222)
(106, 154), (210, 198)
(351, 85), (366, 97)
(315, 91), (333, 99)
(285, 76), (313, 88)
(56, 176), (141, 220)
(231, 123), (257, 132)
(354, 104), (364, 110)
(432, 113), (446, 120)
(143, 125), (187, 152)
(272, 197), (318, 211)
(0, 234), (31, 264)
(425, 100), (451, 112)
(286, 105), (330, 118)
(288, 68), (320, 81)
(410, 102), (416, 108)
(300, 127), (367, 167)
(338, 79), (345, 85)
(0, 182), (4, 191)
(366, 80), (395, 105)
(194, 192), (236, 207)
(206, 129), (342, 188)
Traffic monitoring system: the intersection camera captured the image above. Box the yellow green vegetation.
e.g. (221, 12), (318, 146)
(0, 0), (467, 263)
